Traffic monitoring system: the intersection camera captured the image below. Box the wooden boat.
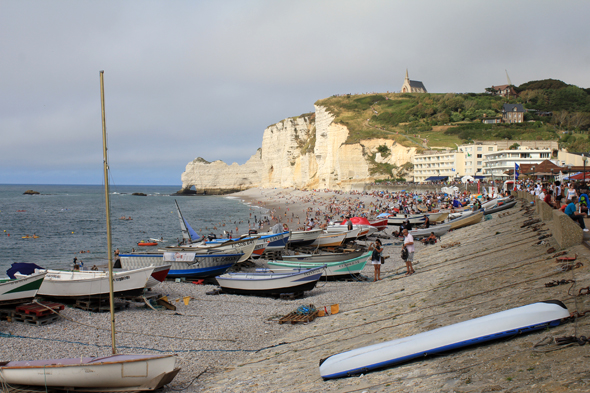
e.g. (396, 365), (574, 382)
(311, 232), (347, 247)
(288, 228), (322, 247)
(447, 209), (476, 220)
(120, 252), (242, 279)
(164, 237), (257, 263)
(137, 241), (158, 247)
(368, 219), (388, 231)
(319, 300), (570, 379)
(15, 266), (155, 299)
(281, 250), (366, 263)
(409, 224), (451, 239)
(387, 212), (448, 226)
(484, 200), (517, 215)
(325, 226), (361, 240)
(0, 354), (179, 391)
(0, 72), (179, 392)
(448, 211), (483, 230)
(267, 252), (371, 278)
(216, 266), (324, 296)
(0, 272), (46, 306)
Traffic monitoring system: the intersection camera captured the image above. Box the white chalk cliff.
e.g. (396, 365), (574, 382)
(181, 105), (416, 193)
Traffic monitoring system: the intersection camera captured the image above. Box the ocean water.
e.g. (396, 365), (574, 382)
(0, 185), (263, 273)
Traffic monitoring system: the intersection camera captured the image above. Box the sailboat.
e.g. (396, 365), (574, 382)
(0, 71), (180, 391)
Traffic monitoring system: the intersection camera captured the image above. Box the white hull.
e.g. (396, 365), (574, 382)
(320, 301), (570, 379)
(311, 232), (347, 247)
(0, 354), (178, 391)
(163, 238), (256, 262)
(289, 229), (322, 245)
(216, 266), (324, 295)
(0, 273), (46, 305)
(15, 267), (153, 299)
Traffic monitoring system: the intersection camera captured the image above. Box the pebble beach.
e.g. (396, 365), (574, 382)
(1, 188), (590, 392)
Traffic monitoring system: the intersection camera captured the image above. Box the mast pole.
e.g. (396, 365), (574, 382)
(100, 70), (117, 354)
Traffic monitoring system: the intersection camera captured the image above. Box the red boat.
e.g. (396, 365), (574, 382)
(137, 241), (158, 247)
(368, 219), (388, 232)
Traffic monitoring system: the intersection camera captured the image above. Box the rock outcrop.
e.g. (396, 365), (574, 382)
(181, 105), (416, 193)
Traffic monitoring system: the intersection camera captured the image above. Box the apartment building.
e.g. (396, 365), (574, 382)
(482, 148), (552, 178)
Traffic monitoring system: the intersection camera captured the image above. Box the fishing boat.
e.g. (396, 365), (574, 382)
(163, 236), (257, 263)
(484, 200), (517, 215)
(267, 251), (371, 278)
(120, 252), (242, 279)
(409, 224), (451, 239)
(14, 266), (155, 299)
(216, 265), (324, 296)
(311, 232), (347, 247)
(288, 228), (322, 247)
(319, 300), (570, 379)
(281, 249), (366, 263)
(325, 226), (362, 241)
(0, 272), (46, 306)
(368, 219), (388, 231)
(448, 211), (483, 230)
(387, 212), (448, 226)
(0, 71), (179, 392)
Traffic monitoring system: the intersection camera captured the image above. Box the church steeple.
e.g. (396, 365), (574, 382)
(405, 69), (409, 81)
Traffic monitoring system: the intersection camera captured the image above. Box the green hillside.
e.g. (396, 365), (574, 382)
(314, 79), (590, 153)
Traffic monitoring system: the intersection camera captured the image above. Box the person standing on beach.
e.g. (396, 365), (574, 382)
(402, 229), (415, 276)
(369, 239), (383, 281)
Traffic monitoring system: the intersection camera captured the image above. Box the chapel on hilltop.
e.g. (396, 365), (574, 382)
(401, 70), (427, 93)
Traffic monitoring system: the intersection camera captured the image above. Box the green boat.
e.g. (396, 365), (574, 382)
(0, 273), (46, 306)
(267, 251), (371, 278)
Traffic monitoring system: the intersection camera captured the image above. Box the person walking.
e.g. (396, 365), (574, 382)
(369, 239), (383, 282)
(402, 229), (415, 276)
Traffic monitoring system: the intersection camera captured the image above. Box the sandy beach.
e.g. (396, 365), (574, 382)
(1, 188), (589, 393)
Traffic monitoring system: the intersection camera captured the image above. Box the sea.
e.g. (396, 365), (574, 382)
(0, 184), (264, 273)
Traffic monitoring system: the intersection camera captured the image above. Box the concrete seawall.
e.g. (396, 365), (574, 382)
(518, 190), (583, 249)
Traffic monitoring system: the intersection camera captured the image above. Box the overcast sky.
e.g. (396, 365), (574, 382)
(1, 1), (589, 186)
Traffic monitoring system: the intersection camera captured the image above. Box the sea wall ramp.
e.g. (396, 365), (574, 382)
(200, 201), (590, 392)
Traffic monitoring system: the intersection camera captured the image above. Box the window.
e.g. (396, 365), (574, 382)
(477, 154), (482, 158)
(477, 147), (482, 151)
(488, 147), (494, 151)
(477, 161), (482, 166)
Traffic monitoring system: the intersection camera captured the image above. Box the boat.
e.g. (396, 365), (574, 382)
(409, 224), (451, 239)
(325, 226), (362, 240)
(0, 71), (179, 391)
(0, 354), (180, 391)
(484, 200), (517, 215)
(216, 265), (325, 296)
(267, 251), (371, 278)
(0, 272), (46, 306)
(448, 211), (483, 230)
(14, 266), (155, 300)
(387, 212), (448, 226)
(368, 219), (388, 231)
(163, 236), (257, 263)
(319, 300), (571, 379)
(288, 228), (322, 247)
(281, 249), (366, 263)
(311, 232), (347, 247)
(137, 241), (158, 247)
(120, 252), (242, 279)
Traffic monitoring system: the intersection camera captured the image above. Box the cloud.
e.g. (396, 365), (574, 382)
(1, 1), (589, 185)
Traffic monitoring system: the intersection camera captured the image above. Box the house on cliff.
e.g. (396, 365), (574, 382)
(401, 70), (427, 93)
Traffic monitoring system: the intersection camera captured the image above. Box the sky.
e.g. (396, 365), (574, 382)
(1, 1), (589, 186)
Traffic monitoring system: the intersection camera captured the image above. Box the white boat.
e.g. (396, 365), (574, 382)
(0, 354), (179, 391)
(320, 301), (570, 379)
(0, 272), (46, 306)
(14, 266), (155, 299)
(0, 71), (179, 392)
(164, 237), (256, 262)
(325, 226), (362, 240)
(216, 265), (324, 296)
(447, 209), (477, 220)
(267, 252), (371, 278)
(484, 200), (517, 214)
(311, 232), (347, 247)
(288, 228), (322, 247)
(281, 250), (366, 263)
(387, 212), (448, 226)
(409, 224), (451, 239)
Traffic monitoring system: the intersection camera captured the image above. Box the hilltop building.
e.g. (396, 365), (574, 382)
(502, 103), (525, 123)
(489, 84), (517, 98)
(401, 70), (427, 93)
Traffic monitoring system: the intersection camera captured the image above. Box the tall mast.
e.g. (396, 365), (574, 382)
(100, 70), (117, 354)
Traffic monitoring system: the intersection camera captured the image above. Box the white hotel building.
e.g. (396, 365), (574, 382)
(413, 144), (552, 182)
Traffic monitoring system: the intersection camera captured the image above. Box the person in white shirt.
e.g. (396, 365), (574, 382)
(402, 229), (415, 276)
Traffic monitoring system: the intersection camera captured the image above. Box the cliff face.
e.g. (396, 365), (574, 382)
(180, 105), (416, 193)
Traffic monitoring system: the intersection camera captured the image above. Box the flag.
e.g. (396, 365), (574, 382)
(515, 163), (520, 180)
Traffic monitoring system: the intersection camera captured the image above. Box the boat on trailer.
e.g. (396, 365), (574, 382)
(320, 300), (570, 379)
(216, 265), (324, 296)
